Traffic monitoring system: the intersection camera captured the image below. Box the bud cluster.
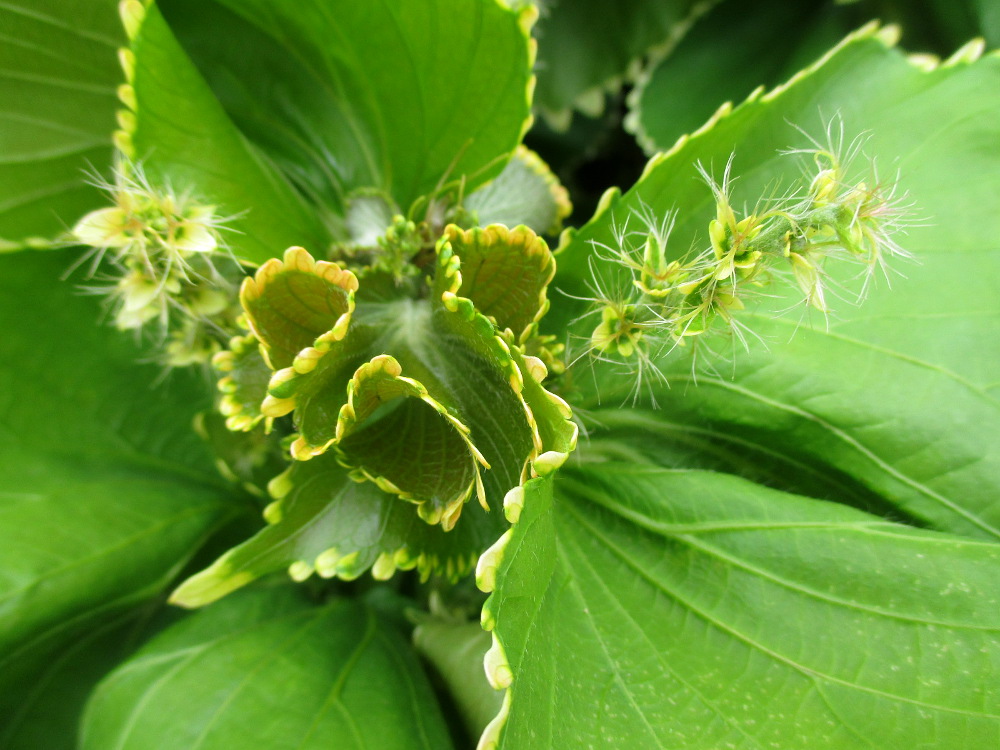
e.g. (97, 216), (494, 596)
(72, 164), (243, 365)
(585, 140), (910, 379)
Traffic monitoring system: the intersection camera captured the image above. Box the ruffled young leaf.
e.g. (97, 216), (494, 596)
(255, 237), (562, 515)
(82, 588), (455, 750)
(157, 0), (535, 214)
(0, 251), (240, 731)
(239, 247), (358, 371)
(242, 245), (535, 528)
(464, 146), (572, 235)
(177, 225), (576, 601)
(482, 464), (1000, 749)
(530, 0), (710, 122)
(213, 333), (273, 432)
(556, 28), (1000, 539)
(437, 223), (556, 341)
(125, 3), (333, 264)
(171, 453), (505, 608)
(0, 0), (124, 248)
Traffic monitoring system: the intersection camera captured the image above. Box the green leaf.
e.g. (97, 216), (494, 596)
(482, 464), (1000, 749)
(555, 28), (1000, 539)
(212, 333), (273, 432)
(175, 226), (577, 604)
(413, 617), (501, 742)
(126, 3), (332, 264)
(243, 245), (536, 528)
(157, 0), (535, 213)
(439, 223), (556, 341)
(627, 0), (856, 153)
(170, 452), (507, 608)
(627, 0), (1000, 154)
(0, 250), (239, 732)
(1, 610), (149, 750)
(82, 588), (455, 750)
(0, 0), (124, 247)
(531, 0), (709, 121)
(465, 146), (572, 235)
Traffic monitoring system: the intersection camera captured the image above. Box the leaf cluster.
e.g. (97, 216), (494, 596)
(1, 1), (999, 749)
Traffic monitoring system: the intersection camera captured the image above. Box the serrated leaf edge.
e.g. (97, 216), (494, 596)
(265, 462), (486, 584)
(624, 21), (989, 158)
(536, 0), (717, 129)
(213, 331), (269, 432)
(440, 222), (556, 344)
(473, 475), (551, 750)
(324, 353), (490, 531)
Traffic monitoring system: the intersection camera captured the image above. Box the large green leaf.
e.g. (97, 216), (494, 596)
(1, 609), (150, 750)
(0, 250), (240, 730)
(156, 0), (535, 216)
(482, 464), (1000, 749)
(82, 588), (455, 750)
(127, 3), (332, 264)
(629, 0), (1000, 152)
(554, 29), (1000, 539)
(0, 0), (123, 247)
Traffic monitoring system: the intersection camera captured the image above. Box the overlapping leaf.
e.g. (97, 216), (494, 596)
(171, 453), (506, 607)
(464, 146), (572, 235)
(627, 0), (856, 152)
(1, 610), (148, 750)
(174, 225), (575, 603)
(555, 28), (1000, 538)
(0, 0), (123, 247)
(481, 464), (1000, 748)
(529, 0), (710, 122)
(0, 250), (240, 738)
(82, 588), (455, 750)
(151, 0), (535, 226)
(125, 3), (331, 264)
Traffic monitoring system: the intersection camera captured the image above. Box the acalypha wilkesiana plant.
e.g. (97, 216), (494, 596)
(1, 0), (998, 748)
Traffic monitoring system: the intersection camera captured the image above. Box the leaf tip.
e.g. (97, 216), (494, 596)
(169, 565), (253, 609)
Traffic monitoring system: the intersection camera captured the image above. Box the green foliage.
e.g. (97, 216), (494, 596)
(0, 0), (124, 248)
(82, 588), (455, 749)
(1, 1), (998, 748)
(484, 466), (1000, 747)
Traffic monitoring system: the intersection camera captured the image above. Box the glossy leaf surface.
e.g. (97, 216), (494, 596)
(157, 0), (534, 216)
(485, 465), (1000, 748)
(82, 588), (455, 750)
